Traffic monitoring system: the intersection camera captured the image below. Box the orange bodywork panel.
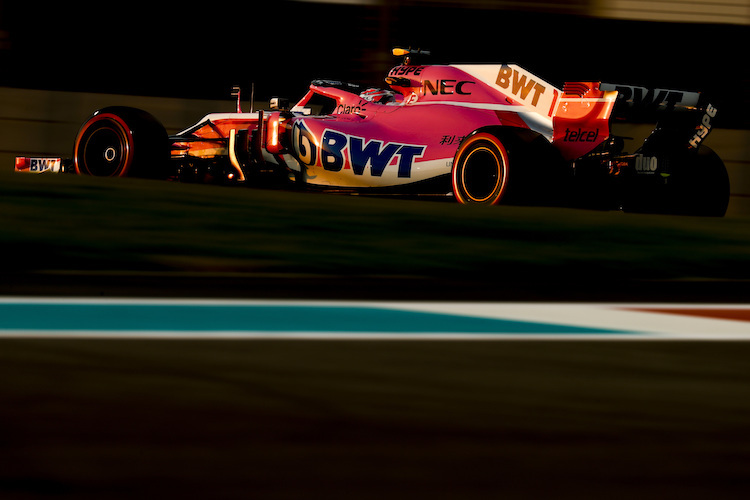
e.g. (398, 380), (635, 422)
(552, 82), (617, 161)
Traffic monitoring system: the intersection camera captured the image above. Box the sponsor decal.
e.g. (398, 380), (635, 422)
(439, 135), (466, 146)
(29, 158), (61, 173)
(689, 104), (717, 149)
(495, 65), (547, 107)
(291, 121), (426, 178)
(388, 65), (425, 77)
(423, 80), (475, 96)
(607, 84), (690, 111)
(635, 155), (658, 174)
(335, 101), (367, 115)
(563, 128), (600, 142)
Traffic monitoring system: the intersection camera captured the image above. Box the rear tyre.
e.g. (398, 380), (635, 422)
(622, 146), (730, 217)
(677, 146), (730, 217)
(74, 106), (168, 178)
(452, 133), (510, 205)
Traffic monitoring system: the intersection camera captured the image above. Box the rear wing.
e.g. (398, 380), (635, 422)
(600, 83), (717, 151)
(600, 83), (702, 118)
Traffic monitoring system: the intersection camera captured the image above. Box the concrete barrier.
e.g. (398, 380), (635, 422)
(3, 87), (749, 215)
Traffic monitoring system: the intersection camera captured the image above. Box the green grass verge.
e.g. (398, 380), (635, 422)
(2, 169), (750, 283)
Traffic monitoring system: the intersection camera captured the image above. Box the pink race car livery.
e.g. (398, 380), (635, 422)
(16, 48), (729, 215)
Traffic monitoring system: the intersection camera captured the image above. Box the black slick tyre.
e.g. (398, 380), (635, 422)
(73, 106), (168, 178)
(452, 132), (510, 205)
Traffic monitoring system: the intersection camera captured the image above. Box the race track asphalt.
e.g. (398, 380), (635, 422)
(3, 337), (750, 499)
(2, 173), (750, 499)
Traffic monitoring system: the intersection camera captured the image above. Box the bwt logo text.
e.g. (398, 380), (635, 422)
(291, 121), (426, 178)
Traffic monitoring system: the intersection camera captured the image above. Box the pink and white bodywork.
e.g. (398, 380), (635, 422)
(270, 62), (616, 191)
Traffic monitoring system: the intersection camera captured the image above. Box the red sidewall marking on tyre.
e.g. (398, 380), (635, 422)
(74, 113), (134, 177)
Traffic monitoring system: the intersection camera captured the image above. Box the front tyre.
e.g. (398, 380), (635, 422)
(452, 133), (510, 205)
(73, 106), (168, 178)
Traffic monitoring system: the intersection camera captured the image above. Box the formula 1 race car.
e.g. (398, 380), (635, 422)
(15, 48), (730, 216)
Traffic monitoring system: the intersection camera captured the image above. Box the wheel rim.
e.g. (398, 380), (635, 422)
(76, 115), (132, 176)
(461, 146), (502, 202)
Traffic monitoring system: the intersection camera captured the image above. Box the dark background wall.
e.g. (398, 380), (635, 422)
(1, 1), (748, 126)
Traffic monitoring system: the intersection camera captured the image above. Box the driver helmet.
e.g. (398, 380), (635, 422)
(359, 88), (395, 104)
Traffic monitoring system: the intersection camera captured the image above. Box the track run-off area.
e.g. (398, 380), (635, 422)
(2, 297), (750, 339)
(5, 297), (750, 499)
